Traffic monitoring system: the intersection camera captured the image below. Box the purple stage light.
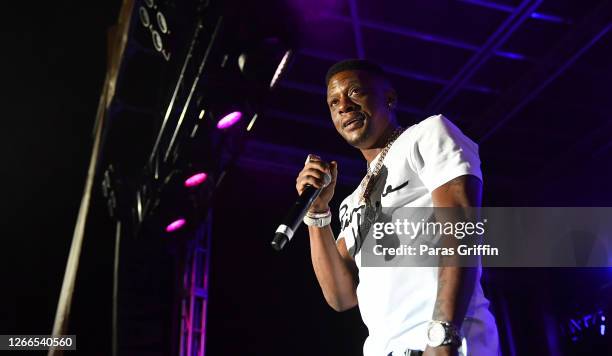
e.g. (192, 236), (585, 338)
(184, 172), (208, 187)
(216, 111), (242, 129)
(166, 218), (186, 233)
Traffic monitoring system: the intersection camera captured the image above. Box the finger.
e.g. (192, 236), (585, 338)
(305, 154), (330, 172)
(298, 168), (326, 181)
(305, 154), (322, 165)
(330, 161), (338, 183)
(299, 169), (330, 188)
(305, 160), (330, 173)
(299, 175), (325, 189)
(296, 182), (306, 194)
(297, 170), (325, 186)
(322, 172), (331, 187)
(296, 178), (312, 193)
(302, 165), (331, 187)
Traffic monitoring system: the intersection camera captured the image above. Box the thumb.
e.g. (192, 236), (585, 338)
(330, 161), (338, 182)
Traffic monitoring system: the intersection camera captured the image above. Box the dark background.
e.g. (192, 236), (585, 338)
(2, 0), (612, 355)
(3, 0), (121, 337)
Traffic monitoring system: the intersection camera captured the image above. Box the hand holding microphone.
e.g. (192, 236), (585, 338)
(271, 155), (338, 251)
(296, 154), (337, 213)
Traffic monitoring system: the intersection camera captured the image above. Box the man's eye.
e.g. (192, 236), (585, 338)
(350, 87), (362, 96)
(329, 99), (339, 107)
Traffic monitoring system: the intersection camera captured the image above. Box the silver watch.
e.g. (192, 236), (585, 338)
(426, 320), (462, 348)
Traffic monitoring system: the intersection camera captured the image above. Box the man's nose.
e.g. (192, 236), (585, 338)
(338, 95), (359, 114)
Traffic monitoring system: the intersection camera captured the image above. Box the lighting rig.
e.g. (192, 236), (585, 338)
(98, 0), (297, 238)
(98, 1), (297, 354)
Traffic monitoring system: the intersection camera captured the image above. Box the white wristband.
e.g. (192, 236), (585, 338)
(303, 211), (332, 227)
(307, 208), (331, 218)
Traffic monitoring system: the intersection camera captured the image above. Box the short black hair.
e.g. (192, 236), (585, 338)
(325, 59), (388, 86)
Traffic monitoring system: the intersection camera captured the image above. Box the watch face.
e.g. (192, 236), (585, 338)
(427, 323), (446, 347)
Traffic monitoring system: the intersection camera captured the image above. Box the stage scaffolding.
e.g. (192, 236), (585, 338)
(178, 212), (213, 356)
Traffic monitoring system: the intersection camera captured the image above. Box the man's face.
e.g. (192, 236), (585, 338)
(326, 70), (395, 149)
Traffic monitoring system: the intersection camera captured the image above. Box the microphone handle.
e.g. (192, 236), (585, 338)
(271, 185), (322, 251)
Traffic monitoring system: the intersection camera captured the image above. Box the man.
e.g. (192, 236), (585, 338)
(295, 59), (499, 356)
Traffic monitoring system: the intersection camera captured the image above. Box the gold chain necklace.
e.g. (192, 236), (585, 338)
(358, 127), (405, 204)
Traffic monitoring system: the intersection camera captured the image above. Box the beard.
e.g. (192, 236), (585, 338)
(343, 122), (371, 147)
(341, 114), (382, 149)
(345, 130), (370, 147)
(342, 115), (397, 150)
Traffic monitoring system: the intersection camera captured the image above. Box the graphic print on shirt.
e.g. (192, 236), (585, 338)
(339, 166), (404, 261)
(339, 202), (365, 257)
(381, 179), (410, 197)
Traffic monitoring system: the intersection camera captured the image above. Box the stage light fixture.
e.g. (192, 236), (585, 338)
(270, 50), (292, 89)
(166, 218), (187, 233)
(156, 11), (168, 34)
(238, 54), (247, 72)
(216, 111), (243, 129)
(152, 30), (163, 52)
(246, 113), (258, 132)
(139, 6), (151, 27)
(184, 172), (208, 187)
(236, 37), (294, 91)
(137, 0), (171, 60)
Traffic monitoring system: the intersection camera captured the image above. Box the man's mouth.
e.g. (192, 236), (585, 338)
(343, 113), (365, 129)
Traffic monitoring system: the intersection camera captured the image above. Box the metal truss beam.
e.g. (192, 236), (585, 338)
(237, 140), (365, 186)
(320, 14), (530, 62)
(279, 80), (424, 116)
(348, 0), (365, 58)
(178, 215), (212, 356)
(265, 109), (333, 129)
(458, 0), (572, 25)
(471, 0), (612, 144)
(236, 140), (513, 189)
(427, 0), (542, 113)
(299, 48), (498, 94)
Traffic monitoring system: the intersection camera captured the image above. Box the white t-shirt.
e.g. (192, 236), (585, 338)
(337, 115), (499, 356)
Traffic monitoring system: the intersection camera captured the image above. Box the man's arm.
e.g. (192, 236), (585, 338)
(308, 224), (359, 311)
(295, 156), (358, 312)
(425, 174), (482, 356)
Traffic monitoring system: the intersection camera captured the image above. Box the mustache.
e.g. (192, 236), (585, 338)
(342, 112), (366, 127)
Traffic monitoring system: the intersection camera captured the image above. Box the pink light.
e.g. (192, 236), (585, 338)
(216, 111), (243, 129)
(184, 172), (208, 187)
(166, 218), (186, 233)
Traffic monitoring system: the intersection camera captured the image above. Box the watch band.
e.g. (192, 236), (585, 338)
(426, 320), (462, 348)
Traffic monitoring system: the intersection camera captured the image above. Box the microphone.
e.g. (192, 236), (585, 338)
(271, 173), (331, 251)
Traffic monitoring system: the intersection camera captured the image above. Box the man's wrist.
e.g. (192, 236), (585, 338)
(308, 205), (330, 214)
(426, 320), (462, 348)
(304, 207), (332, 227)
(424, 344), (458, 356)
